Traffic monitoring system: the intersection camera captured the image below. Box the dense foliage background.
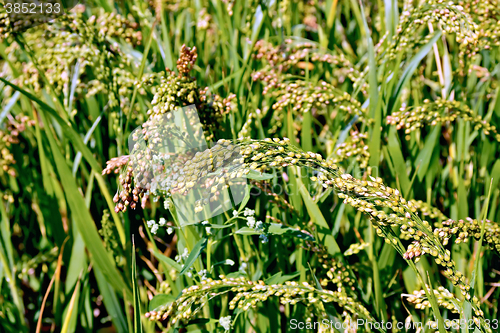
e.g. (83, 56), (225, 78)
(1, 0), (500, 332)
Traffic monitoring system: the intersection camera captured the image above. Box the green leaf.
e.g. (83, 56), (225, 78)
(384, 0), (398, 38)
(415, 125), (441, 181)
(245, 169), (274, 180)
(235, 227), (261, 235)
(389, 30), (442, 114)
(358, 0), (378, 119)
(60, 276), (81, 333)
(470, 180), (493, 301)
(72, 112), (103, 176)
(0, 77), (126, 247)
(0, 196), (14, 269)
(123, 21), (156, 151)
(424, 273), (447, 333)
(296, 175), (341, 255)
(0, 91), (20, 126)
(132, 238), (143, 333)
(386, 127), (411, 195)
(287, 166), (304, 216)
(267, 223), (314, 241)
(265, 271), (301, 285)
(94, 267), (128, 333)
(359, 0), (384, 171)
(152, 249), (182, 272)
(180, 238), (208, 275)
(237, 187), (251, 212)
(297, 178), (329, 229)
(39, 110), (131, 298)
(488, 160), (500, 193)
(65, 232), (86, 294)
(211, 259), (235, 267)
(378, 242), (396, 272)
(33, 111), (54, 196)
(209, 223), (236, 229)
(301, 111), (313, 151)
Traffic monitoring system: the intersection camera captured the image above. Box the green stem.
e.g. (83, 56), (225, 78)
(0, 243), (25, 329)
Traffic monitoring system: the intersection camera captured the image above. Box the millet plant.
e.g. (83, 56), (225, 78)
(1, 0), (500, 332)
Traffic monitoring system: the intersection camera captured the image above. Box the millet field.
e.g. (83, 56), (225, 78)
(1, 0), (500, 332)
